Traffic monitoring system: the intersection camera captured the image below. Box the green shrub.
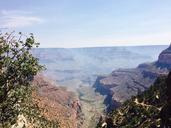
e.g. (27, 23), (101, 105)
(0, 31), (43, 127)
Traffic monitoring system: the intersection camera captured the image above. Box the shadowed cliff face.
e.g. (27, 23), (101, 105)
(93, 45), (171, 111)
(97, 72), (171, 128)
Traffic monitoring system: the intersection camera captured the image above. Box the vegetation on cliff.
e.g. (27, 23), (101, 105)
(97, 72), (171, 128)
(0, 32), (59, 127)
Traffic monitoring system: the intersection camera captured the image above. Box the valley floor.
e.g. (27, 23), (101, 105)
(77, 86), (106, 128)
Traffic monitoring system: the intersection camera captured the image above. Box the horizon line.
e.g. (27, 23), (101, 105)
(38, 44), (169, 49)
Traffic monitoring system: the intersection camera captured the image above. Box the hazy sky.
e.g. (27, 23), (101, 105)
(0, 0), (171, 48)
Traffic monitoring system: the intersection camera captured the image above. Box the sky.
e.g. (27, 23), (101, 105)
(0, 0), (171, 48)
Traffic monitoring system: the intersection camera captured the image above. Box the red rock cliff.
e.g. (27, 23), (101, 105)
(32, 74), (83, 128)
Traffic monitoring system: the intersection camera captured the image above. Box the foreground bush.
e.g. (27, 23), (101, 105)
(0, 32), (59, 127)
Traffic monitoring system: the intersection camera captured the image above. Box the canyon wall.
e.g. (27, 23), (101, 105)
(32, 75), (84, 128)
(94, 45), (171, 111)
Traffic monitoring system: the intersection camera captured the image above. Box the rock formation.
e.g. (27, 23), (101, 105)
(32, 74), (84, 128)
(156, 44), (171, 68)
(93, 45), (171, 111)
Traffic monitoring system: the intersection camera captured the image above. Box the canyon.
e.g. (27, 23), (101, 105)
(94, 45), (171, 111)
(33, 45), (167, 127)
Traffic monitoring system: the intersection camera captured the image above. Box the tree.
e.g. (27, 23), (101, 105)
(0, 31), (43, 127)
(160, 72), (171, 127)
